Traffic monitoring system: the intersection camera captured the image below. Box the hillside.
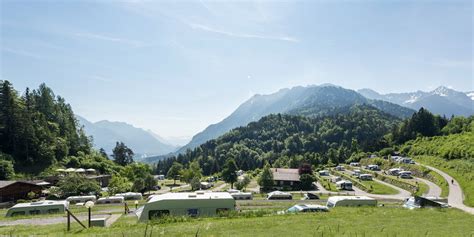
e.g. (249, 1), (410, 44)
(178, 84), (414, 153)
(77, 116), (178, 157)
(358, 86), (474, 117)
(157, 105), (400, 175)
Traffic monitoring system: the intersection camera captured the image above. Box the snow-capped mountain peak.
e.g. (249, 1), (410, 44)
(467, 91), (474, 101)
(432, 86), (452, 97)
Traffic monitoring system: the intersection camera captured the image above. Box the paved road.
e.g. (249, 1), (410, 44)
(420, 164), (474, 215)
(351, 179), (411, 201)
(414, 177), (442, 197)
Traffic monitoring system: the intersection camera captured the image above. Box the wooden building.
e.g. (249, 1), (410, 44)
(0, 181), (42, 202)
(270, 168), (301, 190)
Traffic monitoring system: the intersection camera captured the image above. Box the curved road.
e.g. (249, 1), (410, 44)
(414, 177), (442, 197)
(352, 179), (411, 200)
(420, 164), (474, 214)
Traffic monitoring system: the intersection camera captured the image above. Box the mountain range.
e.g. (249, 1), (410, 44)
(358, 86), (474, 117)
(76, 116), (179, 157)
(175, 84), (415, 154)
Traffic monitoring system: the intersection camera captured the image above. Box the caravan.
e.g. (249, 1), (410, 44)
(6, 200), (68, 217)
(136, 192), (235, 221)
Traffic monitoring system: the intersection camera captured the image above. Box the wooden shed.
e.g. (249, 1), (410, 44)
(0, 181), (42, 202)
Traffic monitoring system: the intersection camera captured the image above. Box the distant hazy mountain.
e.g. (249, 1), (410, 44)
(77, 116), (178, 157)
(177, 84), (414, 153)
(358, 86), (474, 117)
(147, 130), (190, 147)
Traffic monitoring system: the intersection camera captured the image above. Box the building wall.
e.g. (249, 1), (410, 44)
(0, 183), (42, 202)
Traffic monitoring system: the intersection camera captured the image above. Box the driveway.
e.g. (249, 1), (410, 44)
(420, 164), (474, 215)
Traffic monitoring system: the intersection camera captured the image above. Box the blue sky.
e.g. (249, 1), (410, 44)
(1, 0), (472, 140)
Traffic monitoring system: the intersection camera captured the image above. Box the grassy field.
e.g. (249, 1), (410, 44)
(360, 180), (399, 195)
(415, 156), (474, 207)
(1, 207), (472, 236)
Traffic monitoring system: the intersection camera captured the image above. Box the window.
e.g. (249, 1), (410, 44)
(187, 208), (199, 217)
(48, 209), (60, 214)
(149, 210), (170, 220)
(29, 210), (40, 215)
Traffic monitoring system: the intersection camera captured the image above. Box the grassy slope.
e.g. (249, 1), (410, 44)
(359, 180), (398, 195)
(1, 208), (472, 236)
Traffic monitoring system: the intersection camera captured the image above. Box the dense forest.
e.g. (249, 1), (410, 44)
(155, 105), (401, 175)
(0, 80), (93, 174)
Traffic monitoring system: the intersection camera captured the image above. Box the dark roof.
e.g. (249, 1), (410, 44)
(0, 180), (39, 189)
(271, 168), (300, 182)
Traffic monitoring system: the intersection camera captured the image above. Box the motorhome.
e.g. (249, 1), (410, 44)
(326, 196), (377, 208)
(66, 195), (96, 204)
(349, 162), (360, 167)
(335, 166), (345, 171)
(359, 174), (373, 181)
(136, 191), (235, 221)
(115, 192), (143, 200)
(5, 200), (68, 217)
(96, 196), (124, 204)
(267, 191), (292, 200)
(336, 180), (353, 190)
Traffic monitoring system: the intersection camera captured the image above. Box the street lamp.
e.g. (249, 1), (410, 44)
(84, 201), (94, 228)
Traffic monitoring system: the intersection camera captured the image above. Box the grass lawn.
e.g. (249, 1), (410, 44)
(1, 207), (472, 236)
(415, 156), (474, 207)
(360, 180), (399, 195)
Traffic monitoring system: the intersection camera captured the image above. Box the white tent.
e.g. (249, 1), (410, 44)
(65, 168), (76, 172)
(75, 168), (86, 173)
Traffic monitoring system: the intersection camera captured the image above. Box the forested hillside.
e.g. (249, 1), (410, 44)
(156, 105), (400, 175)
(178, 85), (414, 153)
(0, 80), (92, 174)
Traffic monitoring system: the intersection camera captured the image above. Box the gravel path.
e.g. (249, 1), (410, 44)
(420, 164), (474, 215)
(0, 213), (111, 226)
(414, 177), (442, 197)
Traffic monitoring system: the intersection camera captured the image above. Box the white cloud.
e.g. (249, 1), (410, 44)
(74, 32), (145, 47)
(188, 22), (299, 43)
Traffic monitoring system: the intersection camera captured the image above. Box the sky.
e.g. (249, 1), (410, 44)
(1, 0), (472, 141)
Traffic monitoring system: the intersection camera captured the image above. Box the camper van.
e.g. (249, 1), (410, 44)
(6, 200), (68, 217)
(326, 196), (377, 208)
(267, 191), (292, 200)
(336, 180), (353, 190)
(96, 196), (124, 204)
(66, 195), (96, 204)
(115, 192), (143, 200)
(399, 171), (412, 179)
(349, 162), (360, 167)
(359, 174), (373, 181)
(136, 191), (235, 221)
(335, 166), (345, 171)
(331, 176), (342, 183)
